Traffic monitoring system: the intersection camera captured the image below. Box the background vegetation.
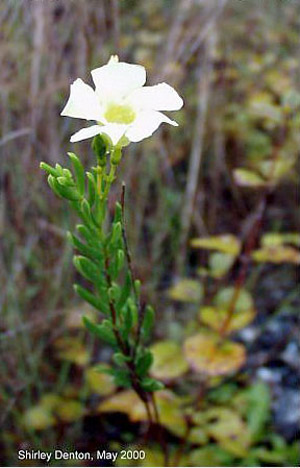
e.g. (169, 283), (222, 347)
(0, 0), (299, 466)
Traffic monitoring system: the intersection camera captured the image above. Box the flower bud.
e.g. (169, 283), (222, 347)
(111, 148), (122, 165)
(92, 134), (111, 166)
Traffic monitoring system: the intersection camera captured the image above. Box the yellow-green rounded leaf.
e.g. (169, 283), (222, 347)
(247, 91), (282, 124)
(23, 406), (56, 430)
(191, 235), (241, 256)
(98, 390), (187, 437)
(184, 332), (246, 376)
(54, 336), (89, 366)
(252, 246), (300, 264)
(203, 407), (251, 457)
(208, 253), (235, 278)
(261, 232), (300, 248)
(150, 340), (188, 380)
(200, 287), (255, 334)
(39, 393), (62, 411)
(200, 306), (254, 334)
(85, 365), (116, 396)
(188, 427), (209, 445)
(215, 287), (254, 312)
(98, 390), (141, 416)
(233, 169), (267, 188)
(167, 279), (203, 303)
(55, 399), (85, 422)
(153, 390), (187, 437)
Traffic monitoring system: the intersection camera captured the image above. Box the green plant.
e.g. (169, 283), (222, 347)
(40, 55), (183, 434)
(41, 141), (163, 419)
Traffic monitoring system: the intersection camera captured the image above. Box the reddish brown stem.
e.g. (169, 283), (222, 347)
(219, 194), (268, 337)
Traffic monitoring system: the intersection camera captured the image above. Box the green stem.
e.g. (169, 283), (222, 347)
(102, 162), (117, 200)
(95, 150), (119, 229)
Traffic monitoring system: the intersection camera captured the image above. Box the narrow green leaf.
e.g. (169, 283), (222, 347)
(74, 284), (109, 315)
(116, 250), (125, 273)
(135, 351), (153, 378)
(140, 377), (164, 392)
(121, 304), (133, 340)
(55, 163), (64, 176)
(47, 175), (62, 198)
(68, 152), (85, 196)
(73, 255), (101, 285)
(114, 202), (122, 224)
(80, 199), (99, 229)
(83, 316), (117, 346)
(112, 369), (132, 388)
(67, 231), (102, 262)
(113, 352), (131, 366)
(57, 176), (74, 187)
(108, 284), (120, 303)
(127, 298), (138, 326)
(247, 382), (271, 441)
(141, 305), (155, 339)
(111, 222), (122, 244)
(109, 251), (125, 280)
(40, 162), (57, 177)
(49, 175), (81, 201)
(134, 279), (141, 297)
(86, 172), (96, 206)
(62, 168), (73, 178)
(116, 273), (131, 311)
(81, 198), (92, 220)
(76, 224), (100, 248)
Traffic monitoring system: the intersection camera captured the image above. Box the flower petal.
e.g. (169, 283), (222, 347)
(70, 123), (128, 146)
(128, 83), (184, 111)
(70, 125), (103, 143)
(91, 59), (146, 101)
(97, 123), (128, 146)
(126, 111), (178, 143)
(61, 79), (103, 121)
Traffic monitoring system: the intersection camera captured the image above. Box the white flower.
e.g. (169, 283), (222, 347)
(61, 55), (183, 146)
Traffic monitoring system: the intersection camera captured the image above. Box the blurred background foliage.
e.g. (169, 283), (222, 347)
(0, 0), (299, 466)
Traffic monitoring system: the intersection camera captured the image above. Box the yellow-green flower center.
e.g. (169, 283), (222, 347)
(104, 103), (136, 124)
